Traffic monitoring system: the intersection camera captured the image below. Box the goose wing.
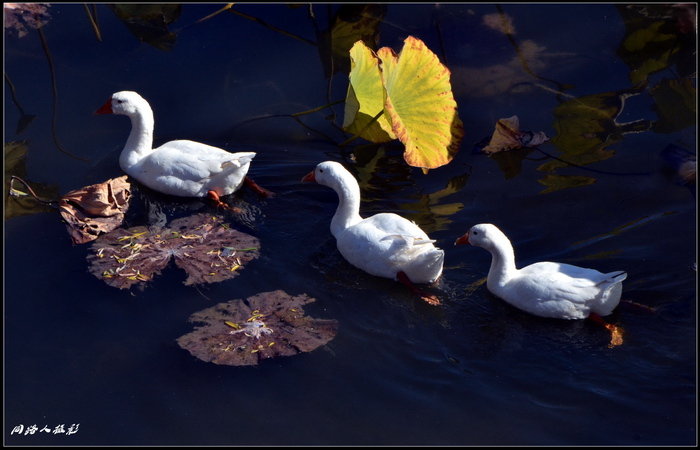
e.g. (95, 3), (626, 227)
(146, 141), (255, 182)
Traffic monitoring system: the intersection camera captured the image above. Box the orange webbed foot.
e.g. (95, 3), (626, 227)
(244, 177), (275, 198)
(206, 190), (243, 214)
(397, 271), (441, 306)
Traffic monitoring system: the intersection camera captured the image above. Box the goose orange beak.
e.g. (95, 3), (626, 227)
(454, 232), (470, 246)
(301, 170), (316, 183)
(95, 99), (112, 115)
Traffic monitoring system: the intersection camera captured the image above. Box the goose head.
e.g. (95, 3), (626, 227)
(301, 161), (348, 188)
(455, 223), (505, 250)
(96, 91), (149, 117)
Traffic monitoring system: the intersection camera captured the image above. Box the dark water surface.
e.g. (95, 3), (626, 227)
(4, 4), (696, 445)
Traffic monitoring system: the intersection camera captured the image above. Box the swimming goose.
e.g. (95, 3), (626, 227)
(303, 161), (444, 305)
(96, 90), (271, 206)
(456, 223), (626, 345)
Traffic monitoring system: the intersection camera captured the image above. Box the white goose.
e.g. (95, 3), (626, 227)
(96, 91), (271, 204)
(456, 223), (626, 345)
(302, 161), (444, 305)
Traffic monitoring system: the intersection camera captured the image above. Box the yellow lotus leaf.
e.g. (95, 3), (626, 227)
(379, 36), (464, 170)
(343, 41), (396, 142)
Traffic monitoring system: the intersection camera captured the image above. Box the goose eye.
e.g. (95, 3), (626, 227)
(319, 168), (324, 173)
(473, 230), (478, 235)
(116, 100), (123, 104)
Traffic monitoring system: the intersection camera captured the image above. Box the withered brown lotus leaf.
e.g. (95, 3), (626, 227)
(177, 291), (339, 366)
(87, 214), (260, 289)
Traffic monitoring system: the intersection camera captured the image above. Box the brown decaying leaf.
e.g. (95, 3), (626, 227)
(59, 176), (131, 245)
(87, 214), (260, 289)
(482, 115), (549, 154)
(177, 291), (339, 366)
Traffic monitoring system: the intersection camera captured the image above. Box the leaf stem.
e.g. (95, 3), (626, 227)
(83, 3), (102, 41)
(195, 3), (235, 24)
(4, 72), (27, 116)
(338, 109), (385, 147)
(533, 147), (652, 176)
(290, 99), (344, 117)
(229, 8), (317, 47)
(37, 27), (90, 162)
(8, 176), (59, 208)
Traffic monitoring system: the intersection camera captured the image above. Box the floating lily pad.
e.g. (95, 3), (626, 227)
(59, 176), (131, 245)
(481, 115), (549, 154)
(177, 291), (339, 366)
(87, 214), (260, 289)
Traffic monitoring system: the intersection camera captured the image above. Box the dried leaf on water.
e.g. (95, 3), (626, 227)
(4, 3), (51, 38)
(87, 214), (260, 289)
(59, 175), (131, 245)
(481, 116), (549, 154)
(177, 291), (339, 366)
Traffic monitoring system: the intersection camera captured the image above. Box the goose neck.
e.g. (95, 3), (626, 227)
(329, 173), (363, 237)
(486, 236), (518, 290)
(119, 106), (154, 171)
